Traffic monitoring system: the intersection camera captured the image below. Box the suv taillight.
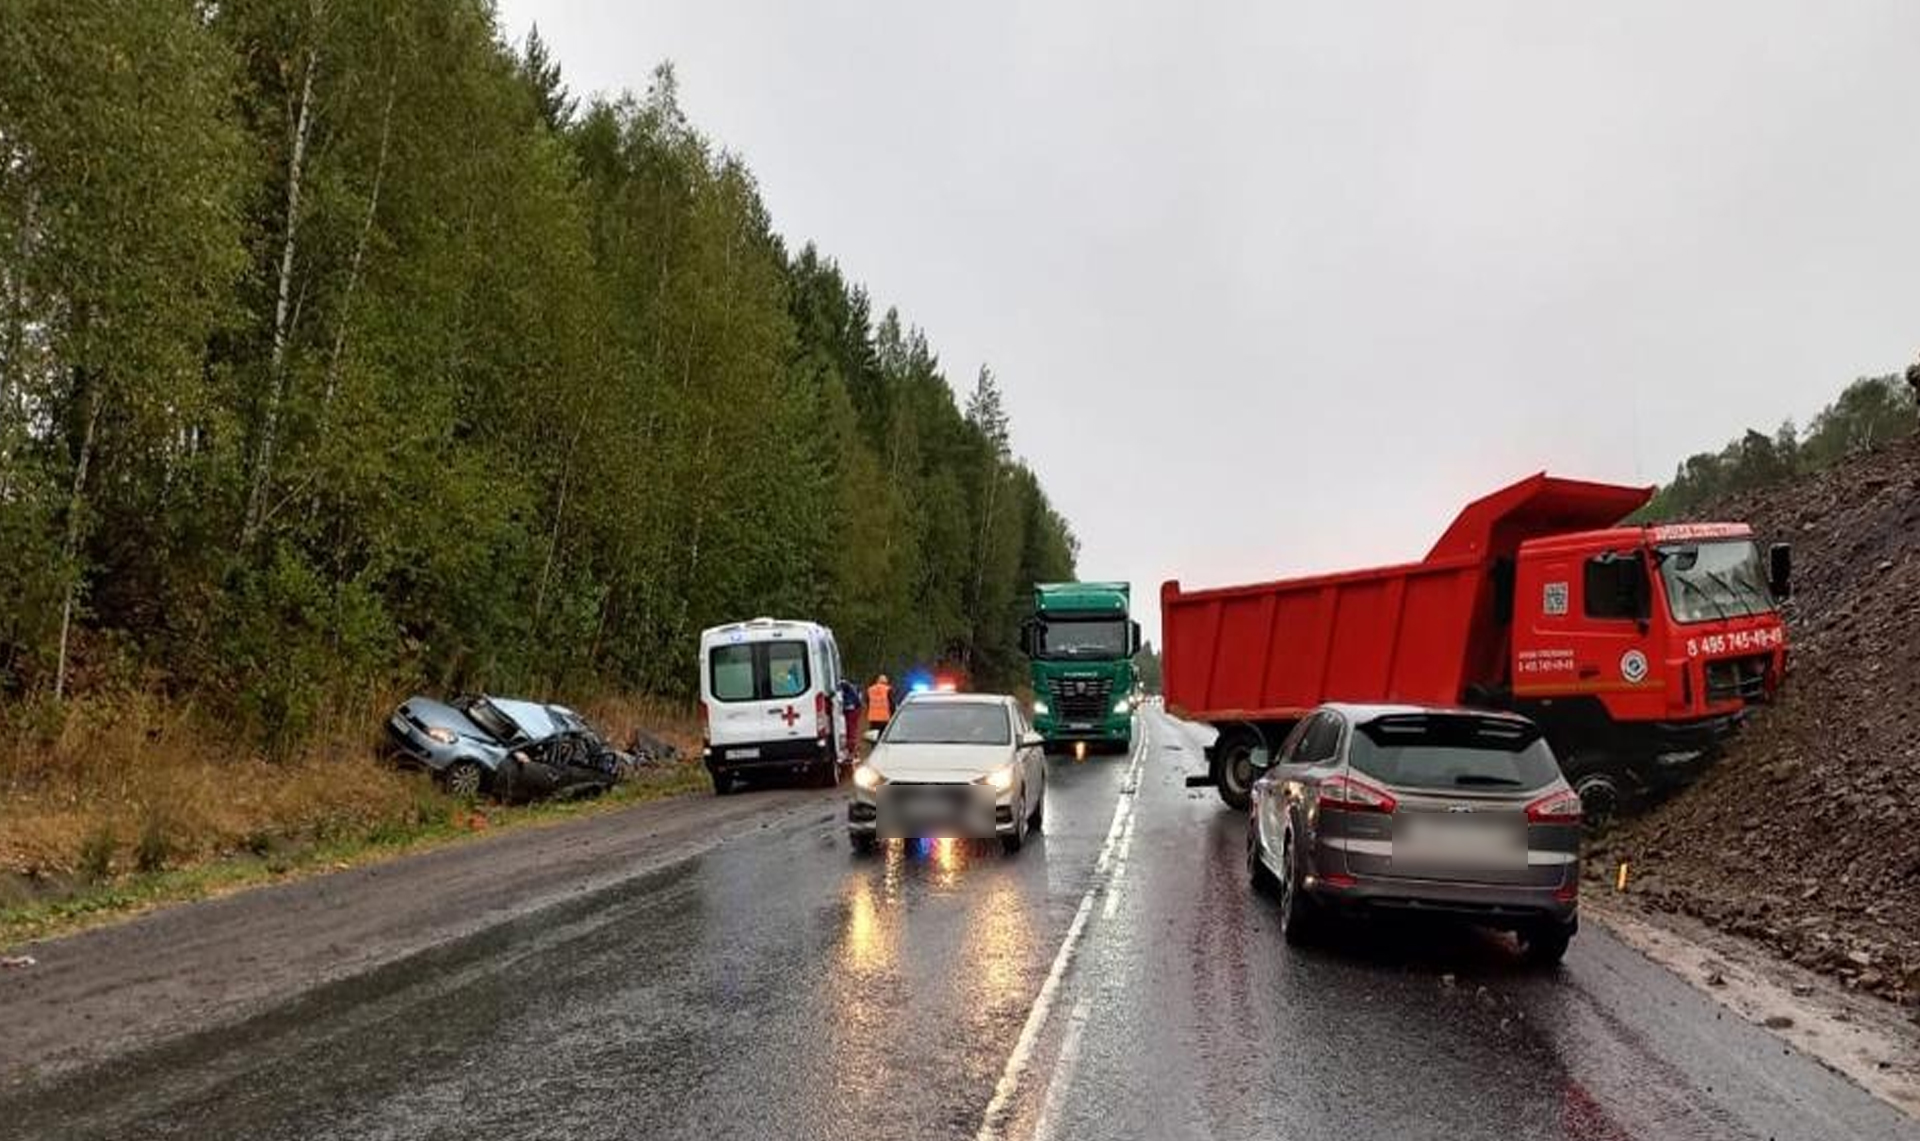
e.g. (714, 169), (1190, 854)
(815, 691), (830, 738)
(1526, 790), (1583, 825)
(1316, 775), (1397, 814)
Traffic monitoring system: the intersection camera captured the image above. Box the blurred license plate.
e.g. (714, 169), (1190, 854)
(726, 747), (760, 760)
(878, 787), (993, 839)
(1395, 816), (1524, 870)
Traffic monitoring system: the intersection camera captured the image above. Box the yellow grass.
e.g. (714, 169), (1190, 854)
(0, 688), (702, 880)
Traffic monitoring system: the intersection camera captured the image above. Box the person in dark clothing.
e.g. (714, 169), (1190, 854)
(1907, 357), (1919, 418)
(837, 679), (863, 760)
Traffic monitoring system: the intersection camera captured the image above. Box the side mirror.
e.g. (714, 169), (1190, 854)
(863, 729), (880, 745)
(1020, 731), (1045, 749)
(1128, 620), (1142, 656)
(1769, 543), (1792, 601)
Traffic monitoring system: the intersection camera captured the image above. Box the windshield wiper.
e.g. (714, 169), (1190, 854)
(1702, 569), (1756, 618)
(1670, 572), (1730, 622)
(1728, 569), (1774, 613)
(1452, 774), (1525, 787)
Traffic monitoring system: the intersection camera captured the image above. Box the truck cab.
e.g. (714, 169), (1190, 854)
(1511, 522), (1788, 789)
(1020, 582), (1142, 751)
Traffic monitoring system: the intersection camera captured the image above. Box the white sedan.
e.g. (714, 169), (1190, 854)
(848, 693), (1047, 854)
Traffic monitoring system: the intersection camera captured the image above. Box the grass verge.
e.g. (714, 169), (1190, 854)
(0, 759), (711, 950)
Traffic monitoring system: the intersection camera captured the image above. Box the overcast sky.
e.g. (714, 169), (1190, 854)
(500, 1), (1920, 642)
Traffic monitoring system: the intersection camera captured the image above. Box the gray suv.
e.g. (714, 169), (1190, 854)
(1247, 703), (1582, 965)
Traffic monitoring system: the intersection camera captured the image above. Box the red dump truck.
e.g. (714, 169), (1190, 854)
(1162, 472), (1790, 820)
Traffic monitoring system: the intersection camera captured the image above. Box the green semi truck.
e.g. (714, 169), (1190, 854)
(1019, 582), (1142, 751)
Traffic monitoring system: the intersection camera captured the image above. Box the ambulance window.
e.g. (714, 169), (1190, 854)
(711, 645), (756, 702)
(767, 641), (810, 699)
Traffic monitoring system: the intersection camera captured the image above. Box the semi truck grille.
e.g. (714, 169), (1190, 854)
(1705, 654), (1772, 703)
(1047, 676), (1113, 722)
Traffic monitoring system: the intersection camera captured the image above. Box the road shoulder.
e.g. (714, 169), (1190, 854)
(1588, 897), (1920, 1119)
(0, 785), (832, 1093)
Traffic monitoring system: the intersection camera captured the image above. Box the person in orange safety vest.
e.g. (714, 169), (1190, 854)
(866, 674), (893, 733)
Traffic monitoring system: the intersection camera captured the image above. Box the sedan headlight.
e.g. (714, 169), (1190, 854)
(852, 764), (884, 791)
(425, 726), (459, 745)
(982, 765), (1015, 792)
(1032, 699), (1049, 716)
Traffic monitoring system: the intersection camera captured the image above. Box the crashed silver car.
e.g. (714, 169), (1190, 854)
(384, 694), (636, 801)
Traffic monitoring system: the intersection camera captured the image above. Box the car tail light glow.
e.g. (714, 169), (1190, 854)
(1554, 880), (1579, 903)
(1316, 775), (1397, 815)
(1526, 790), (1584, 825)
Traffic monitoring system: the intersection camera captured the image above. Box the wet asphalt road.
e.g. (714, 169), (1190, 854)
(5, 708), (1915, 1141)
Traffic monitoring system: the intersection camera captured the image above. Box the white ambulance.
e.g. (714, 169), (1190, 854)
(698, 618), (852, 794)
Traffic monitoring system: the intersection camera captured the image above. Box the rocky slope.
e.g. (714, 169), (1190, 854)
(1594, 432), (1920, 1009)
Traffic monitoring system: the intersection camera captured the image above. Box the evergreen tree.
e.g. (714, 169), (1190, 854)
(518, 24), (576, 131)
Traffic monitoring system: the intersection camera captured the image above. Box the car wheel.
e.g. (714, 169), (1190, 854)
(1248, 819), (1280, 898)
(1028, 788), (1044, 831)
(711, 771), (737, 796)
(1001, 793), (1028, 854)
(443, 760), (485, 800)
(849, 831), (877, 855)
(817, 761), (842, 789)
(1519, 919), (1575, 967)
(1277, 831), (1322, 946)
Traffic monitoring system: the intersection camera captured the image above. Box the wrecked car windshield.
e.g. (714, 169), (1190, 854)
(1659, 539), (1775, 624)
(462, 697), (520, 741)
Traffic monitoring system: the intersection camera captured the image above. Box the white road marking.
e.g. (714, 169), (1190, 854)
(1101, 808), (1138, 920)
(1028, 996), (1091, 1141)
(973, 719), (1150, 1141)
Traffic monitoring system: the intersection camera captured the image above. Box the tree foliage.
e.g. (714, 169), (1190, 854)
(1638, 372), (1917, 521)
(0, 3), (1076, 739)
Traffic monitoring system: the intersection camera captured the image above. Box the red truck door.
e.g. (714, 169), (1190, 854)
(1514, 539), (1663, 721)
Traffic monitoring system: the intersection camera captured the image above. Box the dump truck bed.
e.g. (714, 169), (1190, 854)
(1160, 473), (1652, 723)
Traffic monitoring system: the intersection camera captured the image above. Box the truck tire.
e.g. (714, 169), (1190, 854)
(1213, 727), (1259, 811)
(1561, 752), (1624, 830)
